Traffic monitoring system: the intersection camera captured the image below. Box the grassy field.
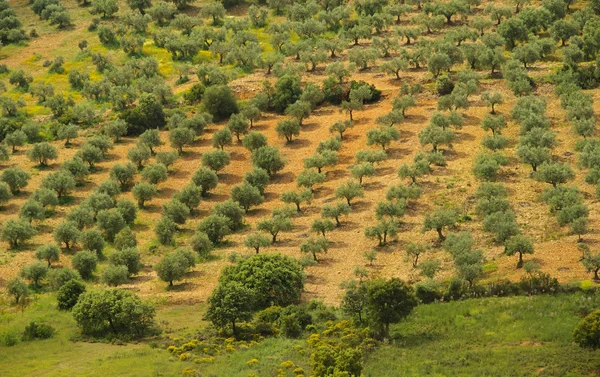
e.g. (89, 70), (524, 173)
(366, 293), (600, 376)
(1, 292), (599, 376)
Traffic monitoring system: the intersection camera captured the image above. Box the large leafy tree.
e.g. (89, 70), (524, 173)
(219, 253), (304, 310)
(205, 282), (255, 334)
(365, 278), (417, 339)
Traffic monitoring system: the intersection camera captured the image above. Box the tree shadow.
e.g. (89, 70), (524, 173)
(218, 172), (242, 185)
(270, 171), (295, 185)
(327, 168), (348, 181)
(246, 207), (271, 218)
(157, 187), (176, 199)
(376, 166), (396, 176)
(229, 150), (248, 161)
(286, 138), (311, 149)
(364, 181), (385, 191)
(301, 122), (321, 132)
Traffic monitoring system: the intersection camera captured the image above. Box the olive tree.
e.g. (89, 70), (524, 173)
(276, 119), (301, 143)
(54, 221), (80, 249)
(27, 142), (58, 166)
(244, 232), (271, 254)
(322, 202), (351, 226)
(300, 236), (329, 262)
(72, 250), (98, 280)
(198, 214), (232, 243)
(335, 181), (364, 206)
(231, 183), (263, 213)
(202, 149), (231, 172)
(35, 244), (60, 267)
(110, 163), (137, 189)
(422, 208), (459, 241)
(505, 233), (534, 268)
(132, 182), (157, 208)
(1, 166), (30, 194)
(192, 167), (218, 196)
(251, 146), (285, 176)
(257, 214), (293, 243)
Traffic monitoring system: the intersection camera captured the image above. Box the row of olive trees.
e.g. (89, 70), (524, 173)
(554, 77), (600, 279)
(142, 0), (597, 80)
(361, 84), (425, 248)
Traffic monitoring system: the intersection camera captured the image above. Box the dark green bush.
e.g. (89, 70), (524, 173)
(436, 75), (455, 96)
(22, 322), (55, 341)
(57, 279), (86, 310)
(349, 80), (381, 103)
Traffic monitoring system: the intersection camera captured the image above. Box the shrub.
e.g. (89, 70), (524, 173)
(57, 279), (86, 310)
(272, 74), (302, 113)
(47, 268), (81, 291)
(22, 322), (55, 341)
(72, 288), (155, 338)
(574, 309), (600, 350)
(415, 279), (442, 304)
(436, 75), (454, 96)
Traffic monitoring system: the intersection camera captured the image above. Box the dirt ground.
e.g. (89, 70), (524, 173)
(0, 0), (598, 306)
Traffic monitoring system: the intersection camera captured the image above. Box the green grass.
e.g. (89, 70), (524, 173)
(363, 294), (600, 377)
(2, 293), (599, 376)
(0, 294), (194, 377)
(193, 338), (308, 377)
